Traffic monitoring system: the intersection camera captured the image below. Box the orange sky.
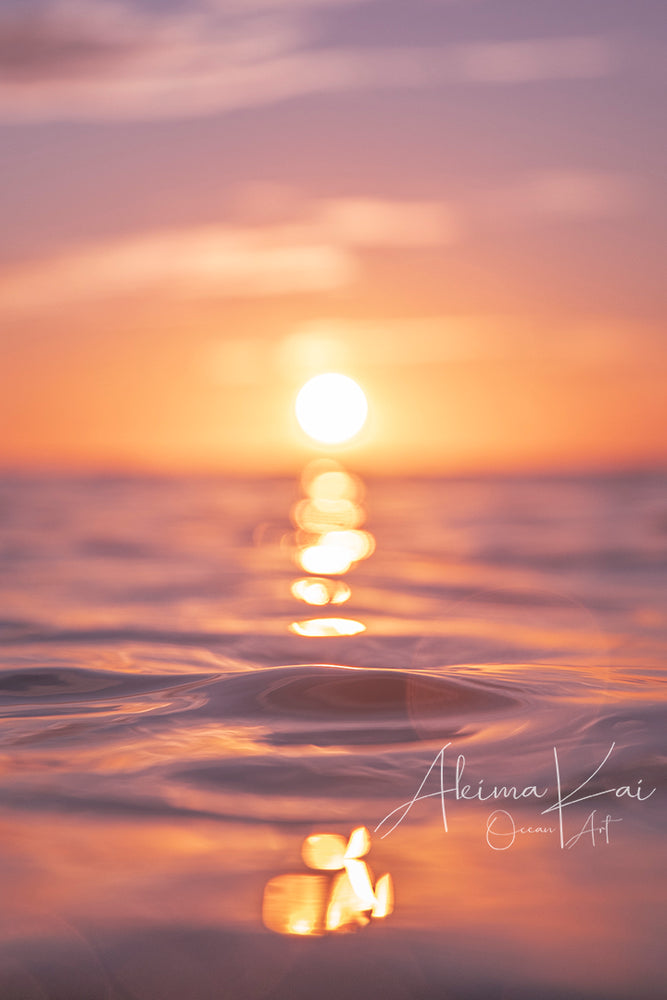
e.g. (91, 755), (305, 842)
(1, 0), (665, 474)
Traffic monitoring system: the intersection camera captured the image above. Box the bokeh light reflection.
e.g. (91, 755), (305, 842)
(289, 459), (374, 635)
(298, 544), (354, 576)
(290, 577), (351, 607)
(263, 826), (393, 937)
(289, 617), (366, 637)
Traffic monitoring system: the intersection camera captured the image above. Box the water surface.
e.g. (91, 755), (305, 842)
(0, 472), (665, 998)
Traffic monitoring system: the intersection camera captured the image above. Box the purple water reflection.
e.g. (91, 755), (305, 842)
(0, 472), (665, 998)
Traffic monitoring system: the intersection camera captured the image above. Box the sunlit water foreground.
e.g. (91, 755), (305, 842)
(0, 472), (665, 999)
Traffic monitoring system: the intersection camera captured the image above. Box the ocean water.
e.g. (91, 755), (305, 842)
(0, 471), (665, 999)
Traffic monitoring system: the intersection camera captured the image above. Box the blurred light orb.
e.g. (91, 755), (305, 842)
(295, 374), (368, 444)
(289, 617), (366, 637)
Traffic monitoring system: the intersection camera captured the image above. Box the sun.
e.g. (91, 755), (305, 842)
(295, 374), (368, 445)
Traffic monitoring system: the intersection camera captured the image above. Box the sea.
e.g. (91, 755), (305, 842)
(0, 470), (665, 999)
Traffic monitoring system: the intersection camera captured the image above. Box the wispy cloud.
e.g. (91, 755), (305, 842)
(0, 164), (639, 316)
(284, 316), (650, 368)
(474, 170), (639, 225)
(318, 197), (456, 246)
(202, 312), (661, 388)
(0, 226), (356, 312)
(0, 1), (620, 122)
(0, 195), (455, 313)
(514, 171), (637, 218)
(453, 36), (614, 83)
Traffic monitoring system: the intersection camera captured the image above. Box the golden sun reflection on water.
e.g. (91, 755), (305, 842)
(290, 577), (351, 606)
(289, 617), (366, 637)
(299, 542), (355, 576)
(262, 826), (394, 936)
(289, 459), (374, 636)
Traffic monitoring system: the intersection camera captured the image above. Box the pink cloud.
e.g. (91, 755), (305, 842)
(0, 225), (357, 312)
(0, 2), (620, 122)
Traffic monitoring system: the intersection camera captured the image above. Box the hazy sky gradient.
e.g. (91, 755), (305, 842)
(1, 0), (665, 472)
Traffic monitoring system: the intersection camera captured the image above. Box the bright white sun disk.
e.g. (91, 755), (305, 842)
(295, 374), (368, 444)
